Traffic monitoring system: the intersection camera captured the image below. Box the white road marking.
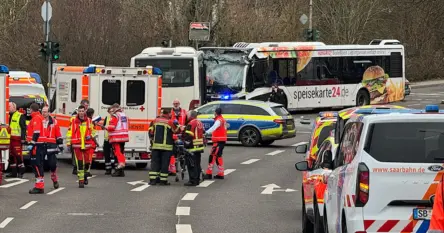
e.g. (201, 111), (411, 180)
(0, 217), (13, 228)
(241, 159), (260, 164)
(20, 201), (38, 210)
(75, 175), (96, 182)
(298, 131), (311, 134)
(0, 178), (29, 188)
(292, 142), (308, 147)
(176, 207), (190, 216)
(47, 187), (65, 195)
(197, 180), (214, 187)
(66, 213), (104, 216)
(224, 169), (236, 175)
(176, 224), (193, 233)
(181, 193), (199, 201)
(266, 150), (285, 156)
(127, 180), (150, 191)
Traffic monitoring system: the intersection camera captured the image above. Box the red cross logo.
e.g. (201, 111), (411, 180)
(140, 106), (145, 112)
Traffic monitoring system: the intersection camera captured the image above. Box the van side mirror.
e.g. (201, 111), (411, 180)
(295, 144), (308, 154)
(295, 161), (310, 171)
(321, 150), (333, 169)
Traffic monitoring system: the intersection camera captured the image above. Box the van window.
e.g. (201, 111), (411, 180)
(365, 122), (444, 163)
(126, 80), (145, 106)
(102, 80), (121, 105)
(337, 122), (363, 166)
(240, 105), (269, 115)
(317, 122), (336, 148)
(71, 79), (77, 102)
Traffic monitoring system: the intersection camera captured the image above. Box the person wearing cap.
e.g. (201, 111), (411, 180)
(170, 98), (188, 176)
(148, 109), (180, 185)
(67, 99), (90, 175)
(105, 103), (129, 177)
(204, 107), (227, 180)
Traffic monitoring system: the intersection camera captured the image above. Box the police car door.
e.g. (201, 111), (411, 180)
(197, 103), (220, 134)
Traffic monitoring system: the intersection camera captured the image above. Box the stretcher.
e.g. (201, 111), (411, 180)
(174, 134), (206, 182)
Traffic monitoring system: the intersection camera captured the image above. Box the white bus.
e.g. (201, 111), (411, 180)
(201, 39), (406, 110)
(130, 46), (204, 110)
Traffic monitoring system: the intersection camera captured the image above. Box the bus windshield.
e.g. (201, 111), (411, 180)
(134, 58), (194, 87)
(203, 51), (246, 94)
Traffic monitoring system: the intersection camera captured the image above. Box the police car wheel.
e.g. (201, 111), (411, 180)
(136, 163), (148, 169)
(239, 127), (260, 147)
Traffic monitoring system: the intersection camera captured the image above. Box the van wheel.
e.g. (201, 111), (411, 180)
(356, 89), (370, 106)
(239, 127), (260, 147)
(136, 163), (148, 169)
(260, 140), (275, 146)
(302, 194), (314, 233)
(314, 197), (325, 233)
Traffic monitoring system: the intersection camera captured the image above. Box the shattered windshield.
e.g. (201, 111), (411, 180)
(203, 50), (248, 93)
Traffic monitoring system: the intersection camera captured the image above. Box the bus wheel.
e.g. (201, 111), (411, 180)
(356, 89), (370, 106)
(240, 127), (261, 147)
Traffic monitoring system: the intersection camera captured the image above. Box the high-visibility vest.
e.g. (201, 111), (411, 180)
(428, 175), (444, 233)
(103, 115), (111, 140)
(212, 115), (227, 142)
(185, 118), (204, 152)
(108, 112), (129, 143)
(66, 115), (76, 145)
(9, 111), (22, 137)
(70, 117), (93, 149)
(151, 116), (175, 151)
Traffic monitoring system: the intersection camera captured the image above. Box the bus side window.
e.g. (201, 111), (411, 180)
(102, 79), (121, 105)
(70, 79), (77, 103)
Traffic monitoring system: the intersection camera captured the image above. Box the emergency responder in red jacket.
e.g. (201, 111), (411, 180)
(148, 109), (179, 185)
(69, 99), (90, 175)
(204, 107), (227, 180)
(68, 105), (94, 188)
(105, 103), (129, 177)
(170, 99), (188, 176)
(7, 102), (27, 178)
(42, 106), (62, 189)
(27, 103), (47, 194)
(183, 110), (205, 186)
(86, 108), (98, 177)
(428, 174), (444, 233)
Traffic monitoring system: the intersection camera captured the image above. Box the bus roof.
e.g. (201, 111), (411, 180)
(133, 46), (202, 58)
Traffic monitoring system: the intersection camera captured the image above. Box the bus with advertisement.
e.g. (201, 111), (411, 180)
(130, 46), (204, 110)
(201, 40), (406, 110)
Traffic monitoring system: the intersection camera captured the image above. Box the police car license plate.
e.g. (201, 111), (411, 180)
(413, 208), (432, 220)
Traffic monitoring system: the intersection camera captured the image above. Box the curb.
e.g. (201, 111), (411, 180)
(410, 80), (444, 89)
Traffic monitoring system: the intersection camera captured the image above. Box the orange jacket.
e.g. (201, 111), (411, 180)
(212, 115), (227, 142)
(428, 175), (444, 233)
(171, 108), (187, 125)
(43, 116), (62, 144)
(26, 111), (46, 144)
(107, 111), (129, 143)
(69, 116), (93, 149)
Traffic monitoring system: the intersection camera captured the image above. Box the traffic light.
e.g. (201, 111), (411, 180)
(51, 42), (60, 61)
(313, 30), (320, 41)
(303, 29), (320, 41)
(39, 42), (49, 59)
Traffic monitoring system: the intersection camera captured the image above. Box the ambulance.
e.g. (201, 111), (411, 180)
(52, 65), (162, 168)
(0, 65), (10, 172)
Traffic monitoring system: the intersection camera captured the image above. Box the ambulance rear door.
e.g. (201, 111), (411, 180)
(54, 67), (86, 116)
(97, 67), (159, 154)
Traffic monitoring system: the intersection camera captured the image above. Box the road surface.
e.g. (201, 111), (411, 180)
(0, 85), (442, 233)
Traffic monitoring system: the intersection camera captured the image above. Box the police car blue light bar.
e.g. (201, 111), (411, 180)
(319, 111), (338, 118)
(425, 105), (439, 112)
(222, 95), (230, 100)
(83, 66), (96, 73)
(153, 67), (162, 75)
(29, 72), (42, 84)
(0, 65), (9, 74)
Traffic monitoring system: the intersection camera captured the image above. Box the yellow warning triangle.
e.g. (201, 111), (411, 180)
(0, 128), (9, 138)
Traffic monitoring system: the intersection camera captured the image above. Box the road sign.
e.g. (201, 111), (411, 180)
(127, 180), (150, 191)
(299, 14), (308, 25)
(189, 22), (210, 41)
(41, 1), (52, 22)
(261, 183), (297, 194)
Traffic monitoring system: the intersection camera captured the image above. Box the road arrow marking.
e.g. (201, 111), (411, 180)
(0, 178), (29, 188)
(127, 180), (150, 191)
(292, 141), (308, 147)
(261, 183), (297, 194)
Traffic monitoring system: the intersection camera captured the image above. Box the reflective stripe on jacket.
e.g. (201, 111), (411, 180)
(26, 111), (46, 144)
(69, 116), (93, 149)
(149, 115), (177, 151)
(103, 115), (111, 140)
(107, 112), (129, 143)
(66, 115), (76, 145)
(185, 118), (204, 152)
(43, 116), (62, 144)
(212, 115), (227, 142)
(9, 111), (22, 138)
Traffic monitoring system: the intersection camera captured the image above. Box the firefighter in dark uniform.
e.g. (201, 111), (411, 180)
(148, 109), (179, 186)
(182, 110), (204, 186)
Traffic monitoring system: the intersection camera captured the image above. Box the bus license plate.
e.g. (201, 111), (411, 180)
(413, 208), (432, 220)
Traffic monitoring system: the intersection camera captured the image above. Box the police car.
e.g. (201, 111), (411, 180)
(318, 105), (444, 233)
(195, 100), (296, 146)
